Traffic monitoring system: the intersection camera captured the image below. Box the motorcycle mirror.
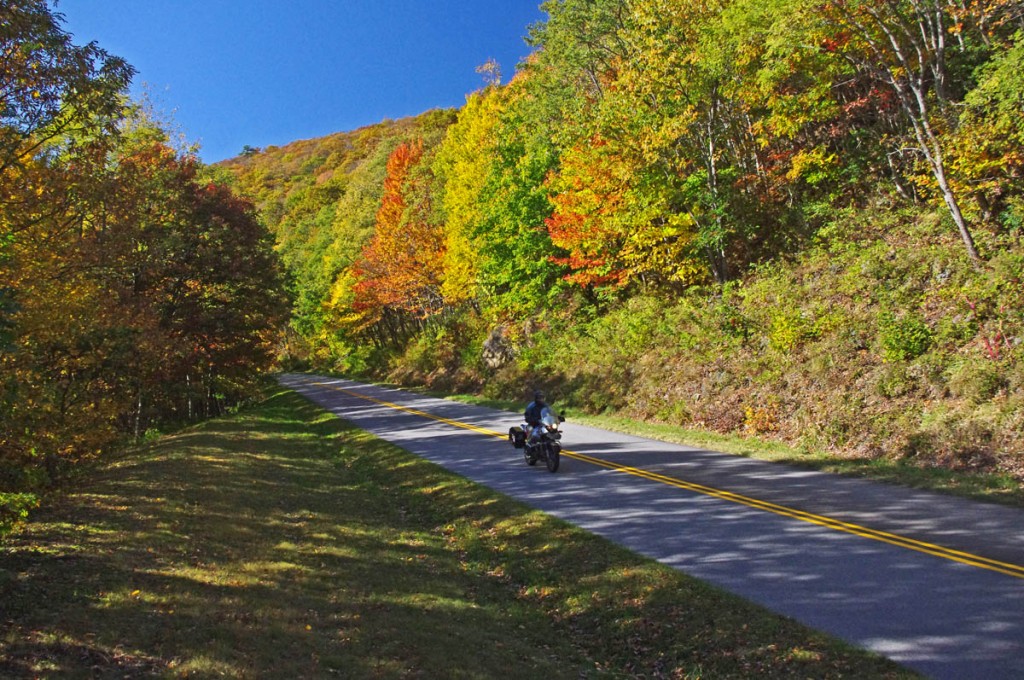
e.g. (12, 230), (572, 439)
(558, 415), (565, 423)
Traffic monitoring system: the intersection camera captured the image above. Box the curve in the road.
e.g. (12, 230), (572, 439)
(313, 380), (1024, 581)
(284, 374), (1024, 680)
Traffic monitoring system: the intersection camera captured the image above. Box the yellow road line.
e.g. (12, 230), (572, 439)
(309, 380), (1024, 580)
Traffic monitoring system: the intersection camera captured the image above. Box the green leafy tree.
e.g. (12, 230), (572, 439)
(948, 30), (1024, 225)
(1, 0), (133, 360)
(473, 73), (567, 319)
(1, 0), (134, 486)
(0, 0), (133, 182)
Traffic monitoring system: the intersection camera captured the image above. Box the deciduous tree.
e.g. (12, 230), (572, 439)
(351, 140), (446, 333)
(805, 0), (1022, 260)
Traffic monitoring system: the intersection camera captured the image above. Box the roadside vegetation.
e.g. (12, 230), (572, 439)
(445, 206), (1024, 507)
(378, 198), (1024, 510)
(1, 390), (916, 678)
(1, 2), (289, 526)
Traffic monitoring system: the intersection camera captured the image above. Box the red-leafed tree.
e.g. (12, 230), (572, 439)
(351, 139), (446, 342)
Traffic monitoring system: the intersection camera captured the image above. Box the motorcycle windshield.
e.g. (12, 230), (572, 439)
(540, 407), (559, 427)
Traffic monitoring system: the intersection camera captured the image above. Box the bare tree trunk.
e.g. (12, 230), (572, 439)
(697, 86), (729, 285)
(134, 384), (143, 442)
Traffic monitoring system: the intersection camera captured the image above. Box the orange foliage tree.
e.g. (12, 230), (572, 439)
(351, 140), (446, 343)
(545, 136), (628, 288)
(2, 128), (289, 488)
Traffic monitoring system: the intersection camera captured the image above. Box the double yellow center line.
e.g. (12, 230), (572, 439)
(311, 381), (1024, 580)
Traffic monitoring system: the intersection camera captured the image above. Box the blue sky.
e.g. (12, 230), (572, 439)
(60, 1), (546, 163)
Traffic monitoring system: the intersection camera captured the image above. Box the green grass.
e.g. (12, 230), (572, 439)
(1, 389), (917, 678)
(441, 392), (1024, 508)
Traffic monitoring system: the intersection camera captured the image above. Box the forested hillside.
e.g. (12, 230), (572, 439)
(0, 1), (289, 524)
(217, 110), (457, 366)
(222, 0), (1024, 480)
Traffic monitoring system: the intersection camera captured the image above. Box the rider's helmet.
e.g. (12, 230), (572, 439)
(534, 390), (544, 402)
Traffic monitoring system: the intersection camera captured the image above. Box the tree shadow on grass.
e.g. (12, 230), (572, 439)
(0, 392), (595, 679)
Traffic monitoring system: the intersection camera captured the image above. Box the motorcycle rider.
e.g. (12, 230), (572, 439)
(524, 390), (548, 443)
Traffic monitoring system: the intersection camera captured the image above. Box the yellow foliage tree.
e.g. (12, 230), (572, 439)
(433, 85), (508, 305)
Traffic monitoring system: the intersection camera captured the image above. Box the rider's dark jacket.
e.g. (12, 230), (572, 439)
(524, 399), (547, 427)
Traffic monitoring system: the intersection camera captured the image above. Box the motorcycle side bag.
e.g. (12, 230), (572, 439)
(508, 426), (526, 449)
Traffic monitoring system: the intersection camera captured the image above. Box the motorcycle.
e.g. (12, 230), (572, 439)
(508, 407), (565, 472)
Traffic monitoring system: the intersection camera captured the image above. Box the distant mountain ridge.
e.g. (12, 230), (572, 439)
(218, 111), (449, 224)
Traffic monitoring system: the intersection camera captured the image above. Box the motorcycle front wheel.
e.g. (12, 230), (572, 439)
(544, 443), (559, 472)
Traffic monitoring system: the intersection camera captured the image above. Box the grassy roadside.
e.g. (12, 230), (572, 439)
(1, 390), (916, 678)
(436, 392), (1024, 508)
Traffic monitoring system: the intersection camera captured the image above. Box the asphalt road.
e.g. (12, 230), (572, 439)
(279, 373), (1024, 680)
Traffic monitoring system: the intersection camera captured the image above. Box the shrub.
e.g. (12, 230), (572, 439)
(878, 311), (933, 362)
(948, 360), (1008, 403)
(768, 310), (810, 353)
(744, 396), (780, 435)
(0, 492), (38, 537)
